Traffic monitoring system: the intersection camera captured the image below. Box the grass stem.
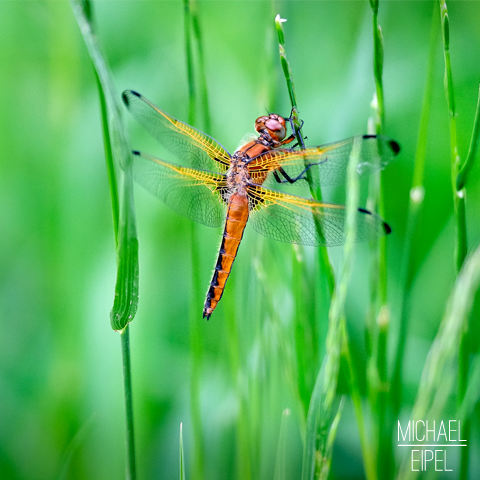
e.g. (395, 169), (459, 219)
(70, 3), (140, 479)
(367, 3), (390, 476)
(391, 1), (438, 418)
(438, 3), (479, 476)
(179, 423), (186, 480)
(121, 326), (137, 480)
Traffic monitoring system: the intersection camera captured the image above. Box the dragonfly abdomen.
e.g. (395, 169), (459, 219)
(203, 193), (249, 319)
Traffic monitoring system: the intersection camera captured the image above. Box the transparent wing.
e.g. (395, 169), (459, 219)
(248, 135), (400, 187)
(132, 151), (228, 228)
(247, 185), (390, 247)
(123, 90), (231, 173)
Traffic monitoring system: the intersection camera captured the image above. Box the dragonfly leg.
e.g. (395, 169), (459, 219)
(273, 159), (327, 184)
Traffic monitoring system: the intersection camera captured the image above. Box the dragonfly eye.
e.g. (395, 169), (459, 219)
(255, 114), (287, 141)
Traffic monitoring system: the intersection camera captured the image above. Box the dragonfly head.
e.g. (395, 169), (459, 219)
(255, 114), (287, 142)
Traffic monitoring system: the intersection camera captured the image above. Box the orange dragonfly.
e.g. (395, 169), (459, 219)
(122, 90), (400, 319)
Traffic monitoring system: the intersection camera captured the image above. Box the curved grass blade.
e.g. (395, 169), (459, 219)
(70, 0), (139, 332)
(71, 1), (139, 479)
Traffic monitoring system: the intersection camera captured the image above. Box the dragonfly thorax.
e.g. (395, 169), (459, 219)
(226, 153), (252, 195)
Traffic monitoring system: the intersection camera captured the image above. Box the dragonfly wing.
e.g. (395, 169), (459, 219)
(123, 90), (231, 173)
(247, 185), (390, 247)
(251, 135), (400, 187)
(132, 151), (228, 228)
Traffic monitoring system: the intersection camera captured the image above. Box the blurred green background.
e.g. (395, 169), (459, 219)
(1, 1), (480, 479)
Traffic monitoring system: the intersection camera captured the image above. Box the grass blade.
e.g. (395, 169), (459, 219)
(302, 138), (368, 480)
(438, 3), (479, 475)
(183, 3), (208, 479)
(456, 83), (480, 191)
(391, 3), (438, 418)
(273, 409), (291, 480)
(275, 14), (304, 149)
(300, 361), (344, 480)
(179, 423), (186, 480)
(274, 13), (335, 436)
(70, 0), (139, 332)
(274, 13), (335, 293)
(397, 245), (480, 480)
(70, 1), (139, 478)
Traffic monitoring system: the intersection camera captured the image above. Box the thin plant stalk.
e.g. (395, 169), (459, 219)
(275, 13), (335, 423)
(183, 1), (207, 478)
(70, 2), (139, 479)
(276, 15), (327, 419)
(367, 2), (390, 477)
(439, 3), (480, 477)
(439, 0), (465, 271)
(191, 0), (211, 133)
(391, 2), (438, 418)
(304, 138), (374, 480)
(274, 14), (335, 294)
(179, 423), (186, 480)
(455, 90), (480, 476)
(121, 327), (136, 480)
(273, 409), (291, 480)
(275, 14), (305, 149)
(276, 14), (377, 478)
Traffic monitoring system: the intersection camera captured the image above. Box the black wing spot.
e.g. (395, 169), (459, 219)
(390, 140), (401, 155)
(122, 91), (130, 106)
(362, 134), (377, 139)
(383, 222), (392, 235)
(131, 90), (141, 98)
(132, 150), (141, 156)
(358, 207), (372, 215)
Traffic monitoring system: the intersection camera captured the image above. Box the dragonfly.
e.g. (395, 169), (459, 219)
(122, 90), (400, 320)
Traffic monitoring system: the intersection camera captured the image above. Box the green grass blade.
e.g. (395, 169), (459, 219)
(274, 14), (335, 441)
(275, 14), (304, 149)
(438, 3), (475, 476)
(457, 352), (480, 423)
(184, 0), (196, 125)
(439, 0), (465, 271)
(71, 2), (139, 478)
(179, 423), (186, 480)
(183, 3), (211, 478)
(391, 0), (438, 433)
(273, 409), (291, 480)
(70, 0), (139, 332)
(366, 4), (392, 477)
(397, 245), (480, 480)
(302, 138), (369, 480)
(300, 362), (344, 480)
(274, 13), (335, 293)
(457, 83), (480, 190)
(191, 0), (211, 133)
(120, 327), (136, 479)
